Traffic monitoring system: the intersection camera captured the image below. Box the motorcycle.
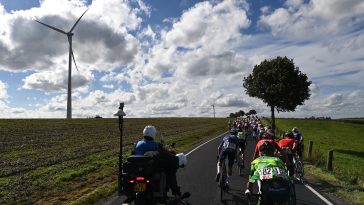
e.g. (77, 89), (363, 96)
(122, 142), (190, 205)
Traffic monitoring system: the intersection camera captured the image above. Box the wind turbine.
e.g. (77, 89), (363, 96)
(35, 9), (88, 119)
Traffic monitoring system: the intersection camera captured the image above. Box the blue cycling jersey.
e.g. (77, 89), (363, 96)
(134, 140), (160, 155)
(218, 134), (239, 152)
(293, 133), (303, 141)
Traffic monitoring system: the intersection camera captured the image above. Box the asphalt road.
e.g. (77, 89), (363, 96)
(107, 132), (334, 205)
(177, 133), (331, 205)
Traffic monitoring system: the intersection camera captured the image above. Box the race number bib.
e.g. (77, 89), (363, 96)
(257, 167), (286, 180)
(223, 141), (236, 150)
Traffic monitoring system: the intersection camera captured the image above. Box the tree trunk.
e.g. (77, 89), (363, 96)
(271, 105), (275, 130)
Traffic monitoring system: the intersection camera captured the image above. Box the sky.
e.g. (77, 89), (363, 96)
(0, 0), (363, 119)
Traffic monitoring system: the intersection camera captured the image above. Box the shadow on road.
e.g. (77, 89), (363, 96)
(220, 189), (249, 205)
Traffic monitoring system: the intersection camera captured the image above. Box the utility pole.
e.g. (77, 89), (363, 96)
(212, 104), (215, 119)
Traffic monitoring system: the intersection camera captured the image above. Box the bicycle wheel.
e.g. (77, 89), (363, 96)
(247, 194), (253, 205)
(220, 160), (227, 202)
(289, 181), (296, 205)
(237, 153), (244, 176)
(294, 156), (304, 183)
(297, 160), (304, 183)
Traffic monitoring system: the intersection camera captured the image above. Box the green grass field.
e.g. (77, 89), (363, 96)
(274, 118), (364, 204)
(0, 118), (228, 205)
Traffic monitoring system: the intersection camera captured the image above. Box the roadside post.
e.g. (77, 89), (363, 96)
(114, 103), (126, 195)
(307, 140), (313, 159)
(327, 150), (334, 171)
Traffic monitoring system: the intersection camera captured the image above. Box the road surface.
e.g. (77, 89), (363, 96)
(177, 132), (332, 205)
(107, 132), (335, 205)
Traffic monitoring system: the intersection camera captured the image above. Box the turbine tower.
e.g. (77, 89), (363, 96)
(35, 9), (88, 119)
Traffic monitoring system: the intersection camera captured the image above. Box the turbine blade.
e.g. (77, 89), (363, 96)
(35, 20), (67, 34)
(69, 9), (88, 33)
(71, 49), (79, 73)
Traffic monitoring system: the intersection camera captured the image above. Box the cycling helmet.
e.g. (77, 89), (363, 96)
(143, 125), (157, 139)
(284, 131), (294, 139)
(230, 128), (237, 135)
(262, 129), (275, 139)
(176, 153), (187, 167)
(292, 127), (299, 133)
(259, 141), (275, 154)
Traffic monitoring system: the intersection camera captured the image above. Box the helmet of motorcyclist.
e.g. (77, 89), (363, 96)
(259, 140), (275, 155)
(143, 125), (157, 140)
(176, 153), (187, 167)
(284, 131), (294, 139)
(292, 127), (299, 133)
(229, 128), (237, 135)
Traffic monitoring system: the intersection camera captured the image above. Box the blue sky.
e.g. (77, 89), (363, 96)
(0, 0), (363, 118)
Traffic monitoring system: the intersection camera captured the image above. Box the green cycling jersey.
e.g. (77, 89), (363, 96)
(237, 131), (247, 139)
(249, 156), (290, 183)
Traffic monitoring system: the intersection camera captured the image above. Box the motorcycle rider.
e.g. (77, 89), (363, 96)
(134, 125), (187, 198)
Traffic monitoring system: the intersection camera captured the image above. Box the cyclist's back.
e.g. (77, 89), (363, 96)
(245, 141), (291, 204)
(292, 127), (304, 157)
(219, 134), (239, 153)
(278, 132), (297, 176)
(249, 156), (289, 183)
(216, 129), (239, 184)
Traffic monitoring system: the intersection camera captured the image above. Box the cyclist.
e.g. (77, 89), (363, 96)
(245, 141), (291, 201)
(257, 125), (265, 140)
(278, 132), (297, 177)
(134, 125), (187, 198)
(215, 129), (240, 188)
(292, 127), (304, 157)
(237, 129), (248, 168)
(252, 130), (281, 160)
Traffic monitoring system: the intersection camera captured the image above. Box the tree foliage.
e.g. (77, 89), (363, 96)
(243, 56), (311, 129)
(247, 110), (257, 115)
(229, 110), (245, 118)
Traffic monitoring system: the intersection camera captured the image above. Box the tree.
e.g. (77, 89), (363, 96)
(228, 110), (245, 118)
(248, 109), (257, 115)
(238, 110), (245, 117)
(243, 56), (311, 130)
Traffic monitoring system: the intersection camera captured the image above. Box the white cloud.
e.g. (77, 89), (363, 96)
(145, 0), (251, 78)
(215, 94), (248, 107)
(22, 68), (94, 93)
(0, 80), (8, 100)
(309, 83), (319, 97)
(0, 0), (364, 119)
(259, 0), (364, 39)
(0, 0), (142, 84)
(102, 84), (114, 89)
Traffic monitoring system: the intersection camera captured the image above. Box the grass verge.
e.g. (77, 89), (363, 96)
(272, 118), (364, 205)
(0, 118), (228, 204)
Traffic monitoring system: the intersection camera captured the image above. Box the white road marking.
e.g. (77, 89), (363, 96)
(184, 132), (335, 205)
(185, 132), (227, 156)
(304, 183), (334, 205)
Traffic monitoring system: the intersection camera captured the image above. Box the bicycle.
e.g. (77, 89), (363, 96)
(219, 158), (228, 202)
(247, 178), (296, 205)
(293, 154), (304, 183)
(237, 148), (245, 176)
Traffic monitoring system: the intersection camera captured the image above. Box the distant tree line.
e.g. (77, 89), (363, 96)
(305, 116), (331, 120)
(229, 109), (257, 118)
